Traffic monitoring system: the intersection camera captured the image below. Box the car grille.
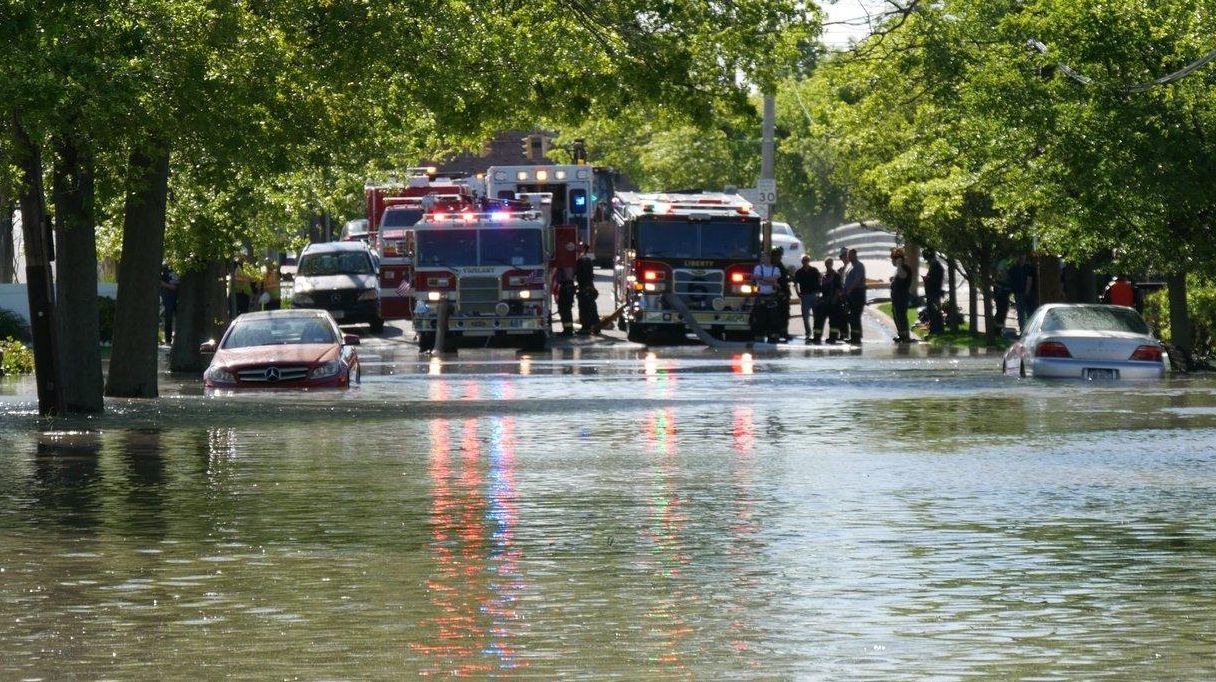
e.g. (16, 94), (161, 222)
(314, 289), (359, 307)
(673, 270), (723, 310)
(459, 276), (501, 314)
(237, 365), (311, 383)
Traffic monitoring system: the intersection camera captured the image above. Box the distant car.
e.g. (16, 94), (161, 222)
(291, 241), (384, 333)
(203, 309), (361, 389)
(341, 218), (370, 242)
(1002, 303), (1166, 380)
(770, 221), (804, 270)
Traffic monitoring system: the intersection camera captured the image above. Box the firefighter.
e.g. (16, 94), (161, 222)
(553, 260), (576, 337)
(575, 242), (599, 335)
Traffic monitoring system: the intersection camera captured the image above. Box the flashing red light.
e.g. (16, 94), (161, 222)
(1129, 345), (1163, 362)
(730, 272), (746, 284)
(1035, 341), (1071, 358)
(432, 212), (447, 221)
(643, 270), (663, 282)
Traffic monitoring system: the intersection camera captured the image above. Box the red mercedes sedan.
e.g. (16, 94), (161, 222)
(202, 309), (361, 389)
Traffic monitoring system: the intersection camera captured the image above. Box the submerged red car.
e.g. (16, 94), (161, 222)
(203, 309), (361, 389)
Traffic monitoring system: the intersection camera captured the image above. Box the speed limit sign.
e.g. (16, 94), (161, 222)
(756, 178), (777, 204)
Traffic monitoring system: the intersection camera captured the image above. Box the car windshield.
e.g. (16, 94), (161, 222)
(381, 208), (424, 229)
(1041, 306), (1150, 334)
(480, 228), (543, 265)
(223, 316), (336, 349)
(298, 251), (374, 276)
(773, 223), (795, 237)
(638, 218), (760, 259)
(417, 229), (479, 267)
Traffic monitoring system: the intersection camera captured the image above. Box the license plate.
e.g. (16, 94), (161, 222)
(1085, 368), (1118, 380)
(330, 310), (345, 320)
(467, 319), (491, 328)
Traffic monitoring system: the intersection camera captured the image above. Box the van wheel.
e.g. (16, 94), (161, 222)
(369, 317), (385, 334)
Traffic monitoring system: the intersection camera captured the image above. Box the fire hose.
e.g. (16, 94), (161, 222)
(661, 293), (778, 352)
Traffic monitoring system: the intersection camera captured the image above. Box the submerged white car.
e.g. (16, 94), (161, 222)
(1002, 303), (1167, 380)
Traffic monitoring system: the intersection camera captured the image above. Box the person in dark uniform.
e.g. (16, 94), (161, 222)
(815, 258), (842, 343)
(793, 255), (821, 343)
(841, 248), (866, 345)
(773, 247), (792, 342)
(922, 249), (945, 335)
(889, 248), (914, 343)
(553, 261), (576, 337)
(575, 243), (598, 335)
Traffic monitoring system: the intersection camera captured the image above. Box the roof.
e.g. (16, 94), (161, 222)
(614, 190), (759, 220)
(234, 308), (332, 322)
(301, 241), (376, 254)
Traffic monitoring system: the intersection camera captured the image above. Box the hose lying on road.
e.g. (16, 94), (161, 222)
(661, 293), (779, 352)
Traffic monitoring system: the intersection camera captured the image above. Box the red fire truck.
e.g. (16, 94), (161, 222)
(408, 198), (573, 352)
(612, 191), (765, 344)
(364, 169), (477, 319)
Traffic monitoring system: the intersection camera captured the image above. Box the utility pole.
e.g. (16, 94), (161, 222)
(13, 119), (65, 416)
(760, 92), (776, 250)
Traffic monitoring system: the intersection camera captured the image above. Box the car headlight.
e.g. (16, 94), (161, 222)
(309, 360), (341, 379)
(205, 365), (235, 383)
(293, 293), (313, 305)
(357, 288), (378, 301)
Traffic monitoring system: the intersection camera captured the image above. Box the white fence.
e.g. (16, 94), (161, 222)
(0, 283), (119, 327)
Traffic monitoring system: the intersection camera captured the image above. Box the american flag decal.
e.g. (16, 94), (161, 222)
(525, 269), (545, 285)
(396, 278), (412, 296)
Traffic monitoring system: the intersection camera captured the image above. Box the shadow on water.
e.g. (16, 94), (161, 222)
(32, 431), (103, 531)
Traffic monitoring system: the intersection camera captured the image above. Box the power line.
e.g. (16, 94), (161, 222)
(1027, 38), (1216, 93)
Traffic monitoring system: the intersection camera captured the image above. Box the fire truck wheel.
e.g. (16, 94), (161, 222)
(617, 317), (628, 331)
(369, 317), (385, 334)
(626, 323), (648, 344)
(418, 332), (435, 353)
(522, 332), (547, 352)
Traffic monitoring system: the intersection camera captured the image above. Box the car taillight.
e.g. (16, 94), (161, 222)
(1129, 345), (1163, 362)
(1035, 341), (1071, 358)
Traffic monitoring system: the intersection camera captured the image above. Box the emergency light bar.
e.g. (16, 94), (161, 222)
(421, 211), (543, 225)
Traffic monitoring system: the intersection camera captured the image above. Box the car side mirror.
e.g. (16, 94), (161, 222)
(343, 334), (361, 346)
(200, 340), (217, 353)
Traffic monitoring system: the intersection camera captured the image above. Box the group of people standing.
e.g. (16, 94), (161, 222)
(754, 246), (868, 344)
(553, 243), (599, 336)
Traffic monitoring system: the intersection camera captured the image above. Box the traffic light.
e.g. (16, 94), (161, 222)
(521, 134), (545, 161)
(521, 135), (533, 161)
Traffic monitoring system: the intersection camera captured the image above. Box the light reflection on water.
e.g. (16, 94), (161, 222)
(2, 350), (1216, 677)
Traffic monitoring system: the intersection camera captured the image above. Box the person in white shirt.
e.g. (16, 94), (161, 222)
(752, 251), (780, 295)
(751, 251), (782, 341)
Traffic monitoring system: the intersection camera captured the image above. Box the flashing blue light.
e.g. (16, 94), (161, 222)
(570, 189), (588, 215)
(491, 211), (510, 222)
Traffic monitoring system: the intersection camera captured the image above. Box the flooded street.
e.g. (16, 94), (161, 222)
(3, 343), (1216, 678)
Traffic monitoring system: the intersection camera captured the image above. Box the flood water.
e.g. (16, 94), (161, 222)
(3, 344), (1216, 679)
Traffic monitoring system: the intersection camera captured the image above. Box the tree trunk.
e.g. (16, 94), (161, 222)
(946, 257), (959, 332)
(13, 117), (65, 415)
(0, 189), (15, 284)
(105, 142), (170, 399)
(1167, 271), (1193, 369)
(979, 260), (996, 344)
(967, 270), (978, 334)
(905, 244), (921, 302)
(53, 138), (104, 413)
(169, 261), (226, 372)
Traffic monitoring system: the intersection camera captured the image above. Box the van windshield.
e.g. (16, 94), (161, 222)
(297, 251), (374, 276)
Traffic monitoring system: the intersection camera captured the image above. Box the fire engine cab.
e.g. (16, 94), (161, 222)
(364, 169), (477, 320)
(408, 199), (553, 352)
(613, 191), (765, 344)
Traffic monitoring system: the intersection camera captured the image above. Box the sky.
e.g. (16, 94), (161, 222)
(820, 0), (888, 49)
